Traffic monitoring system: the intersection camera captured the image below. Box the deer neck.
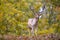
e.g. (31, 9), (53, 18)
(34, 17), (39, 22)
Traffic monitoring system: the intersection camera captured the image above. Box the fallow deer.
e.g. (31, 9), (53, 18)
(27, 5), (45, 35)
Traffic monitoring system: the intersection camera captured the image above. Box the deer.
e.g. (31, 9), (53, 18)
(27, 4), (45, 35)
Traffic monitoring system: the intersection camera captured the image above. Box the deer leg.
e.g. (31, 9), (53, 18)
(35, 27), (38, 35)
(31, 27), (34, 35)
(27, 26), (32, 36)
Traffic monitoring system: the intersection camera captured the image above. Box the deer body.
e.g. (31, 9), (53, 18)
(28, 18), (38, 29)
(28, 14), (40, 35)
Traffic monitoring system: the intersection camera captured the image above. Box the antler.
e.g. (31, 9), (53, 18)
(29, 5), (36, 15)
(39, 3), (46, 14)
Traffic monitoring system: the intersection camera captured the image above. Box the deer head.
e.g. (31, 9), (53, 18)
(29, 4), (45, 19)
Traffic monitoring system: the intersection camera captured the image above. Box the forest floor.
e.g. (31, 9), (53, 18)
(0, 33), (60, 40)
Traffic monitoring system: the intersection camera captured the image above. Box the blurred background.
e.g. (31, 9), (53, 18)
(0, 0), (60, 36)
